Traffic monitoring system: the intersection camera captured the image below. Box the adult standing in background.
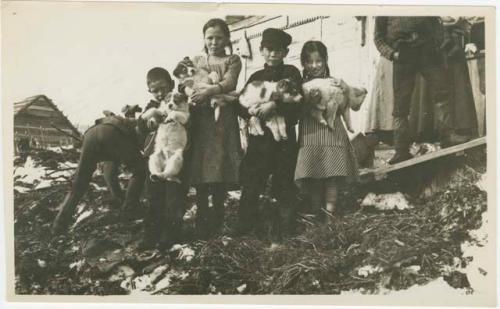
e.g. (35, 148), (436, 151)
(374, 17), (471, 164)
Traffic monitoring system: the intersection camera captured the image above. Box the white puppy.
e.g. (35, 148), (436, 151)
(303, 77), (367, 133)
(140, 92), (190, 183)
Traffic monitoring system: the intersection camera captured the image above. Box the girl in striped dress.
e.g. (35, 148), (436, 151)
(295, 41), (358, 220)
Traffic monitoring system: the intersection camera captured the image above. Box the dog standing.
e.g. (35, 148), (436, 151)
(140, 92), (190, 183)
(302, 77), (368, 133)
(239, 79), (303, 142)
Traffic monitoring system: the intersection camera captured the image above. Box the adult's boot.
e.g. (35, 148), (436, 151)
(388, 116), (413, 165)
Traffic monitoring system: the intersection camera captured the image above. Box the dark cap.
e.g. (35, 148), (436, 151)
(261, 28), (292, 50)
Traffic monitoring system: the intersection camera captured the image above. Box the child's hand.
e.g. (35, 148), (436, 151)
(190, 89), (208, 105)
(190, 87), (209, 104)
(254, 101), (277, 119)
(147, 118), (159, 130)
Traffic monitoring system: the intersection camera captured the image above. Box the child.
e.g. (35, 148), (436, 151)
(295, 41), (358, 220)
(238, 28), (302, 239)
(51, 103), (149, 235)
(138, 67), (189, 249)
(185, 18), (242, 237)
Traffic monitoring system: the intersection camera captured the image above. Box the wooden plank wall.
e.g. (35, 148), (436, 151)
(466, 51), (486, 137)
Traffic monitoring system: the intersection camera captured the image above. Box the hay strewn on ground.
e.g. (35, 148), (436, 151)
(13, 147), (487, 295)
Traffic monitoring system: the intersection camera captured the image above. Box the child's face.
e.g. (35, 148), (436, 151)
(260, 46), (288, 66)
(304, 51), (326, 78)
(204, 26), (227, 56)
(148, 79), (172, 102)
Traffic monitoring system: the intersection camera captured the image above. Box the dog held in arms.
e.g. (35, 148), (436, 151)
(173, 57), (238, 121)
(302, 77), (368, 133)
(140, 92), (189, 183)
(238, 79), (303, 142)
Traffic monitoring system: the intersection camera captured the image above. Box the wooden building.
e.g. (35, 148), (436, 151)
(14, 95), (81, 150)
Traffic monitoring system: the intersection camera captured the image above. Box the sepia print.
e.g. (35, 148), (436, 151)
(2, 1), (496, 306)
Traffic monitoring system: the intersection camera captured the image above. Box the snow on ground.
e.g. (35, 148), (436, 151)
(117, 264), (188, 296)
(72, 209), (94, 228)
(460, 211), (489, 296)
(475, 173), (487, 192)
(14, 155), (76, 192)
(171, 244), (195, 262)
(14, 156), (48, 184)
(360, 192), (412, 210)
(347, 191), (490, 296)
(357, 265), (383, 278)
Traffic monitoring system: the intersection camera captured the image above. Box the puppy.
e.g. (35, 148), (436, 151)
(302, 77), (367, 133)
(140, 92), (189, 183)
(121, 104), (143, 118)
(173, 57), (238, 121)
(239, 79), (303, 142)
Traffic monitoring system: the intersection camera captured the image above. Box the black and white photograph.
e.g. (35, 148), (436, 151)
(2, 1), (496, 306)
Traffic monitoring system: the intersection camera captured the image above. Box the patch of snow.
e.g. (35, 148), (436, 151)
(152, 270), (187, 294)
(108, 265), (135, 282)
(91, 183), (108, 191)
(182, 205), (197, 222)
(119, 265), (172, 295)
(72, 209), (94, 227)
(221, 236), (232, 246)
(76, 203), (86, 215)
(361, 192), (411, 210)
(403, 265), (421, 275)
(34, 179), (53, 190)
(14, 186), (31, 193)
(37, 259), (46, 268)
(14, 157), (48, 184)
(69, 259), (86, 271)
(236, 283), (247, 293)
(170, 244), (195, 262)
(47, 146), (64, 153)
(153, 276), (172, 293)
(59, 161), (78, 169)
(474, 173), (487, 192)
(345, 212), (490, 297)
(460, 212), (489, 295)
(227, 191), (241, 200)
(357, 265), (383, 278)
(50, 169), (74, 179)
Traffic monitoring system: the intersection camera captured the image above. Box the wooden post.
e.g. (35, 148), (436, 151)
(466, 52), (486, 136)
(40, 126), (45, 148)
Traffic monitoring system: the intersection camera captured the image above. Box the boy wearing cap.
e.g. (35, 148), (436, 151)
(238, 28), (302, 240)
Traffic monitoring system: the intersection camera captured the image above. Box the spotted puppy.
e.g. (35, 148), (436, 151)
(239, 79), (302, 142)
(173, 57), (238, 121)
